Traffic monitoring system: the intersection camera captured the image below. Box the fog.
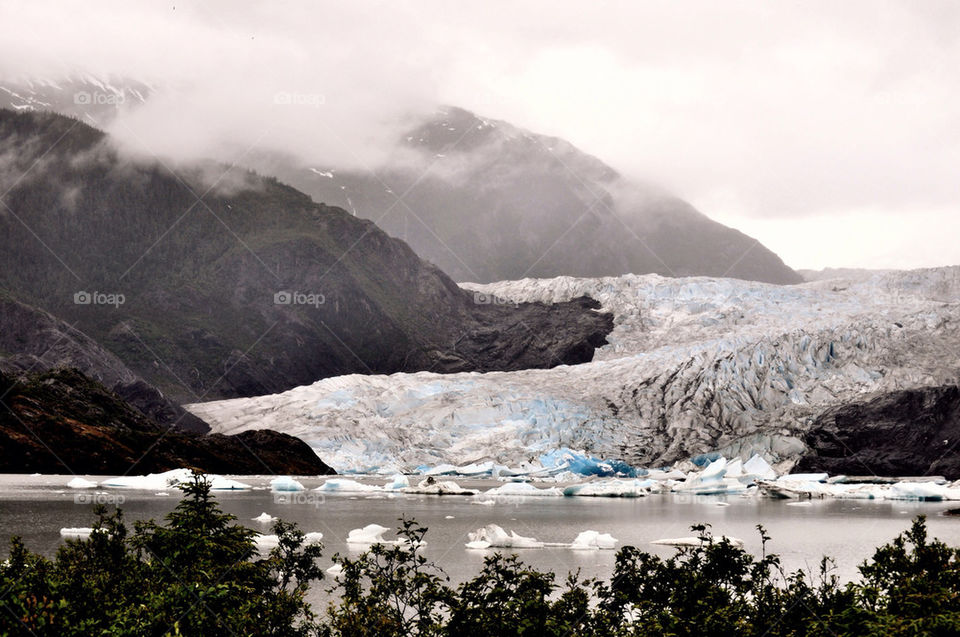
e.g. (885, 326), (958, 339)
(1, 0), (957, 270)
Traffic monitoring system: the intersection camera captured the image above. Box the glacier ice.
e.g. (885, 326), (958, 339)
(187, 268), (960, 475)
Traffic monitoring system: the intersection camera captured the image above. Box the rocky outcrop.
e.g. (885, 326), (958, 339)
(795, 386), (960, 479)
(0, 368), (334, 475)
(0, 292), (208, 432)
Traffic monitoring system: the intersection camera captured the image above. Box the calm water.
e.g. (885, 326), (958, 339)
(2, 474), (958, 607)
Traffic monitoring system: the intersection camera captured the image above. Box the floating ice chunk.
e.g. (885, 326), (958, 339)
(326, 564), (344, 577)
(60, 527), (98, 539)
(570, 530), (618, 550)
(67, 477), (97, 489)
(444, 515), (455, 519)
(646, 468), (687, 481)
(539, 448), (638, 477)
(725, 458), (744, 478)
(253, 512), (277, 523)
(346, 524), (391, 545)
(270, 476), (305, 492)
(742, 454), (777, 480)
(383, 474), (410, 490)
(102, 468), (193, 490)
(786, 501), (813, 507)
(466, 524), (543, 549)
(154, 492), (170, 496)
(455, 461), (496, 476)
(484, 483), (563, 497)
(209, 476), (252, 490)
(472, 498), (496, 506)
(699, 457), (728, 482)
(255, 534), (279, 550)
(651, 535), (743, 548)
(778, 473), (828, 483)
(673, 477), (748, 496)
(563, 479), (653, 498)
(887, 482), (947, 501)
(423, 464), (459, 476)
(403, 478), (478, 496)
(316, 478), (382, 493)
(758, 479), (828, 499)
(304, 532), (324, 545)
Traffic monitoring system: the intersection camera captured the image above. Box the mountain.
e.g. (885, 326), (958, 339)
(0, 367), (333, 475)
(0, 78), (800, 285)
(188, 267), (960, 478)
(0, 109), (612, 404)
(254, 106), (802, 285)
(0, 291), (206, 431)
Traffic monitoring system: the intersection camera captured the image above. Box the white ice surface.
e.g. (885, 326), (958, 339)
(187, 268), (960, 475)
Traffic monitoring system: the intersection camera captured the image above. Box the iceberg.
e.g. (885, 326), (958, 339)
(403, 478), (478, 496)
(270, 476), (305, 492)
(465, 524), (544, 549)
(570, 530), (618, 550)
(887, 482), (947, 501)
(252, 512), (277, 523)
(742, 454), (777, 480)
(67, 477), (97, 489)
(315, 478), (382, 493)
(539, 448), (638, 478)
(651, 535), (744, 548)
(346, 524), (392, 545)
(484, 483), (563, 498)
(101, 469), (249, 491)
(304, 532), (324, 545)
(562, 479), (653, 498)
(383, 474), (410, 490)
(59, 527), (99, 539)
(101, 468), (193, 490)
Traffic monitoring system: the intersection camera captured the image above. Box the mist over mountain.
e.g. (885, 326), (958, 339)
(0, 108), (612, 405)
(0, 78), (801, 285)
(260, 107), (801, 285)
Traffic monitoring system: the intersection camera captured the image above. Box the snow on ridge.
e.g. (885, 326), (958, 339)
(188, 268), (960, 474)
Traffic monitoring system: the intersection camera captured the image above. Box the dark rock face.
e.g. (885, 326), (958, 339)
(0, 368), (334, 475)
(0, 293), (208, 432)
(796, 385), (960, 479)
(0, 109), (613, 403)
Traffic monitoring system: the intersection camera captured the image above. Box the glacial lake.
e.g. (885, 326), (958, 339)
(2, 474), (958, 608)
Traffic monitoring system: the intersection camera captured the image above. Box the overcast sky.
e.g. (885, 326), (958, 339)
(2, 0), (958, 271)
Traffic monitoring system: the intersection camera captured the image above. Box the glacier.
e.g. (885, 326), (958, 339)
(187, 267), (960, 476)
